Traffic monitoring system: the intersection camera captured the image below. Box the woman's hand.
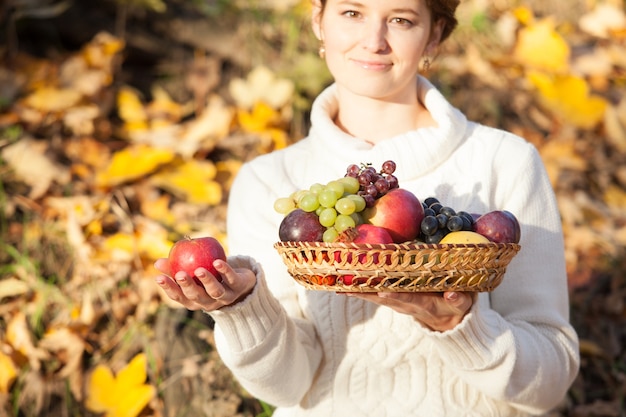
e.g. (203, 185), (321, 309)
(346, 291), (475, 332)
(154, 258), (256, 312)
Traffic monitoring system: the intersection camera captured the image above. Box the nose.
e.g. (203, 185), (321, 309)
(362, 19), (389, 53)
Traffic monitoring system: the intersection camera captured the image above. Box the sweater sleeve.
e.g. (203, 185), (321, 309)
(419, 139), (580, 415)
(209, 160), (323, 407)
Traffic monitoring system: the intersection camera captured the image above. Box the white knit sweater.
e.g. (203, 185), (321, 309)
(210, 77), (580, 417)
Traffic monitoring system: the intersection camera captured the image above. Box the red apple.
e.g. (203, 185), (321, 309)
(363, 188), (424, 243)
(335, 224), (394, 285)
(168, 236), (227, 282)
(473, 210), (521, 244)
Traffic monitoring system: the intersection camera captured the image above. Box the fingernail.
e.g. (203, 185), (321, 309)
(196, 271), (206, 279)
(446, 292), (459, 301)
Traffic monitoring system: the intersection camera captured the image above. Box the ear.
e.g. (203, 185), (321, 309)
(426, 19), (446, 54)
(311, 0), (323, 40)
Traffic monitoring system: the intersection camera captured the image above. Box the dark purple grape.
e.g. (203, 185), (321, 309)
(447, 215), (464, 232)
(364, 183), (378, 197)
(424, 207), (436, 217)
(381, 160), (396, 174)
(440, 206), (456, 217)
(436, 213), (449, 229)
(278, 209), (324, 242)
(386, 175), (399, 189)
(421, 216), (439, 236)
(430, 202), (443, 213)
(363, 194), (376, 208)
(374, 178), (390, 194)
(424, 197), (440, 207)
(346, 164), (360, 176)
(424, 229), (446, 244)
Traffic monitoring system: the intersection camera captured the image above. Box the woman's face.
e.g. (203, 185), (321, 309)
(312, 0), (443, 103)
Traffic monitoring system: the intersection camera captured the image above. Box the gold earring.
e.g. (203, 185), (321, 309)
(318, 43), (326, 59)
(422, 56), (431, 73)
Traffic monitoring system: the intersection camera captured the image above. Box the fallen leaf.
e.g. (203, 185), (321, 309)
(0, 349), (17, 393)
(95, 144), (175, 187)
(526, 71), (608, 129)
(0, 277), (30, 301)
(1, 137), (71, 199)
(22, 87), (82, 113)
(579, 3), (626, 39)
(117, 87), (149, 134)
(86, 352), (155, 417)
(514, 17), (570, 74)
(150, 159), (223, 205)
(229, 65), (294, 109)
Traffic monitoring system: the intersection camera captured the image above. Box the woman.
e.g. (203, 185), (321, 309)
(155, 0), (580, 415)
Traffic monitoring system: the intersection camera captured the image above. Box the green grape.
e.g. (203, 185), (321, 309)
(315, 206), (325, 216)
(326, 180), (345, 199)
(291, 190), (308, 206)
(339, 176), (360, 194)
(309, 183), (325, 194)
(335, 214), (356, 232)
(335, 197), (356, 215)
(274, 197), (295, 214)
(350, 212), (364, 226)
(299, 192), (320, 212)
(323, 227), (339, 243)
(318, 207), (338, 227)
(319, 188), (338, 208)
(346, 194), (366, 212)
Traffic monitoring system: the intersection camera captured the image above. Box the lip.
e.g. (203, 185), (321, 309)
(350, 58), (392, 71)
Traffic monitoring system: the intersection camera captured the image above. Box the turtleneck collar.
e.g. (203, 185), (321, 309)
(308, 76), (469, 181)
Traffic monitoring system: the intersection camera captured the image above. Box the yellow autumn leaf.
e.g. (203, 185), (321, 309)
(527, 71), (608, 129)
(539, 139), (587, 186)
(86, 353), (155, 417)
(147, 87), (186, 129)
(140, 194), (176, 227)
(514, 17), (570, 73)
(97, 232), (136, 262)
(0, 350), (17, 394)
(512, 6), (534, 26)
(23, 87), (82, 112)
(117, 87), (149, 133)
(604, 185), (626, 212)
(238, 101), (283, 133)
(151, 159), (222, 205)
(82, 31), (125, 69)
(96, 144), (175, 187)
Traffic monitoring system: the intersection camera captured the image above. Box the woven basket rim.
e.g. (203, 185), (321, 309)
(273, 240), (521, 292)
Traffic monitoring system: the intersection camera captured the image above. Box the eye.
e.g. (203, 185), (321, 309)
(391, 17), (413, 26)
(342, 10), (360, 18)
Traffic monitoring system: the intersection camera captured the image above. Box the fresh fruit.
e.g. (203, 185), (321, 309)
(335, 224), (394, 285)
(168, 236), (227, 282)
(279, 209), (325, 242)
(439, 231), (491, 244)
(273, 160), (400, 242)
(364, 188), (424, 243)
(418, 196), (475, 243)
(473, 210), (521, 243)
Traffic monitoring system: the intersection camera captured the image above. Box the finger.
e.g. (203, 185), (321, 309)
(154, 258), (171, 276)
(173, 271), (217, 304)
(194, 268), (227, 300)
(155, 274), (192, 306)
(212, 259), (237, 287)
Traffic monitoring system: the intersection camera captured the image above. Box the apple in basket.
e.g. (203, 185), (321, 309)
(473, 210), (521, 244)
(363, 188), (424, 243)
(335, 224), (394, 285)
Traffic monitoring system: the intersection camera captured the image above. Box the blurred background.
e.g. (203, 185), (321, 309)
(0, 0), (624, 416)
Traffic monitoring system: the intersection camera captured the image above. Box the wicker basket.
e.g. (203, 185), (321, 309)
(274, 241), (521, 292)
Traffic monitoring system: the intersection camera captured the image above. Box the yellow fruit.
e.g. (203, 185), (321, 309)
(440, 231), (490, 244)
